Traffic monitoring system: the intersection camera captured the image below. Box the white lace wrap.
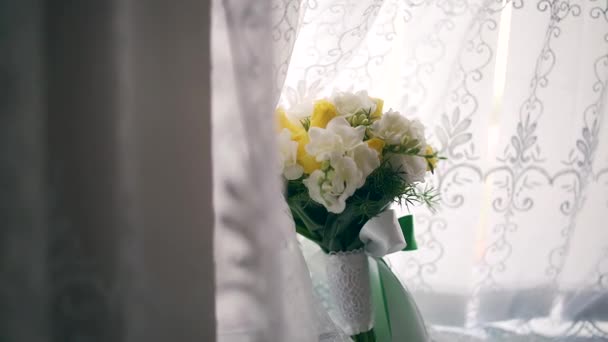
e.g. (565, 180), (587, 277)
(326, 249), (373, 336)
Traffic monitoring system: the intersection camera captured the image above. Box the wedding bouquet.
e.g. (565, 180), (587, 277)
(276, 90), (439, 341)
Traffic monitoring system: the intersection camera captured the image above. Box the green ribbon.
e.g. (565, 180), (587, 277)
(369, 258), (429, 341)
(369, 260), (391, 341)
(368, 214), (424, 341)
(399, 215), (417, 251)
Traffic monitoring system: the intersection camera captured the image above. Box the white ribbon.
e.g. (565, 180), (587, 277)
(359, 209), (406, 258)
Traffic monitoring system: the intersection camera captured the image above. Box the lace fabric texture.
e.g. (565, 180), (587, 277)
(326, 249), (374, 336)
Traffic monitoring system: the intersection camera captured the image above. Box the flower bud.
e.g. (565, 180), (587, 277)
(321, 160), (331, 171)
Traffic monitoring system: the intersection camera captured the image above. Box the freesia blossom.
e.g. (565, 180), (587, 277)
(407, 118), (426, 147)
(371, 110), (426, 147)
(331, 90), (377, 117)
(276, 108), (320, 173)
(278, 128), (304, 180)
(310, 99), (337, 129)
(307, 117), (366, 161)
(386, 153), (428, 183)
(303, 157), (361, 214)
(287, 101), (314, 120)
(303, 117), (380, 213)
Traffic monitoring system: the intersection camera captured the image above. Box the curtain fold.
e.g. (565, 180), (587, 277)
(0, 1), (48, 341)
(119, 1), (214, 341)
(1, 2), (215, 341)
(213, 1), (318, 341)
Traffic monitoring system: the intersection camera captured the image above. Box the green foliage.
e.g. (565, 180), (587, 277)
(285, 160), (439, 253)
(346, 108), (375, 140)
(384, 141), (421, 156)
(300, 117), (311, 131)
(352, 329), (376, 342)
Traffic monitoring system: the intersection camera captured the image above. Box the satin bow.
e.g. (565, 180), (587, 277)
(359, 210), (417, 258)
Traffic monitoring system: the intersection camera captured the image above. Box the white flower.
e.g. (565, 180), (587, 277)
(331, 90), (376, 117)
(278, 128), (303, 180)
(307, 117), (378, 182)
(307, 117), (366, 161)
(370, 110), (409, 145)
(372, 111), (429, 183)
(371, 110), (426, 146)
(303, 156), (361, 213)
(303, 117), (380, 213)
(408, 118), (426, 146)
(387, 153), (428, 183)
(350, 143), (380, 180)
(287, 101), (314, 120)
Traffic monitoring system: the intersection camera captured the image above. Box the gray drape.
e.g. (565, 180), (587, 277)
(1, 1), (215, 341)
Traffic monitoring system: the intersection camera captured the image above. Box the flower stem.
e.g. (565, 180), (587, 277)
(352, 329), (376, 342)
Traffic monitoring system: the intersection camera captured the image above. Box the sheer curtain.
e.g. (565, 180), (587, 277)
(270, 0), (608, 340)
(213, 1), (320, 341)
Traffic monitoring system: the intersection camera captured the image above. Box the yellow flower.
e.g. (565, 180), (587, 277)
(276, 107), (301, 134)
(310, 99), (337, 128)
(294, 132), (321, 174)
(370, 98), (384, 120)
(276, 108), (320, 173)
(425, 145), (439, 171)
(366, 138), (385, 156)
